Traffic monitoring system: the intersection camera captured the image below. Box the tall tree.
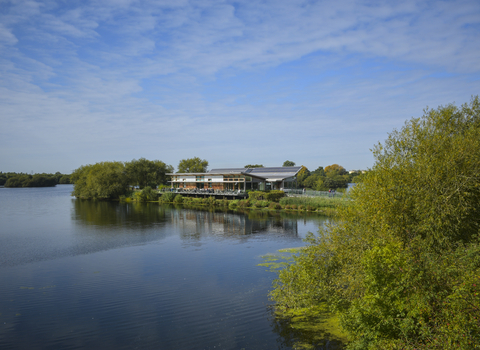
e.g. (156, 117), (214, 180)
(270, 97), (480, 349)
(126, 158), (173, 189)
(282, 160), (296, 167)
(177, 157), (208, 173)
(244, 164), (264, 168)
(324, 164), (347, 175)
(71, 161), (129, 199)
(296, 166), (310, 187)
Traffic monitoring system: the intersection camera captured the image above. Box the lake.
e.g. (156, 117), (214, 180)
(0, 185), (337, 349)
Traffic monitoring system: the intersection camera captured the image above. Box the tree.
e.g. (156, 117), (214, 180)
(71, 161), (129, 200)
(126, 158), (173, 189)
(177, 157), (208, 173)
(244, 164), (264, 168)
(303, 173), (321, 189)
(270, 97), (480, 349)
(5, 173), (57, 187)
(296, 166), (310, 187)
(283, 160), (296, 167)
(324, 164), (347, 175)
(312, 166), (325, 177)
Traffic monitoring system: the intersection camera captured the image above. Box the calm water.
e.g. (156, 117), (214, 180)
(0, 185), (331, 349)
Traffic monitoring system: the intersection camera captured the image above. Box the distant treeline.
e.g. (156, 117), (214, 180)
(295, 164), (362, 190)
(0, 172), (71, 187)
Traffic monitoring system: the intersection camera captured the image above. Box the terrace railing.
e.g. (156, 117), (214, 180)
(283, 189), (343, 197)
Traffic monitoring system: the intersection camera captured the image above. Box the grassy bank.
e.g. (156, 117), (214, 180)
(158, 192), (349, 216)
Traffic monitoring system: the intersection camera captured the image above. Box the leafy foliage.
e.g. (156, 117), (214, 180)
(283, 160), (296, 167)
(244, 164), (264, 168)
(134, 186), (158, 202)
(301, 165), (349, 190)
(265, 190), (286, 202)
(160, 192), (176, 203)
(296, 166), (311, 187)
(324, 164), (347, 175)
(177, 157), (208, 173)
(71, 161), (129, 200)
(71, 158), (172, 200)
(5, 173), (57, 187)
(126, 158), (173, 189)
(270, 97), (480, 349)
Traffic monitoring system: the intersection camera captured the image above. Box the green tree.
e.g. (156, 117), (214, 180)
(59, 175), (71, 184)
(312, 166), (325, 177)
(244, 164), (264, 168)
(126, 158), (173, 189)
(324, 164), (347, 175)
(270, 97), (480, 349)
(296, 166), (311, 187)
(134, 186), (158, 202)
(5, 173), (56, 187)
(303, 173), (321, 189)
(177, 157), (208, 173)
(71, 161), (129, 200)
(283, 160), (296, 167)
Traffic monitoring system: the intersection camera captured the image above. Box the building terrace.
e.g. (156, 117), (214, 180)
(167, 166), (302, 193)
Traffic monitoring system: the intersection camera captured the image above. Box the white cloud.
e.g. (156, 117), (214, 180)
(0, 0), (479, 172)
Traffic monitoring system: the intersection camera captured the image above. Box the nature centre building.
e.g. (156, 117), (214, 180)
(168, 166), (302, 191)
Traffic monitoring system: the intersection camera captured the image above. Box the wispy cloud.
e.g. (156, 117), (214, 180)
(1, 0), (479, 172)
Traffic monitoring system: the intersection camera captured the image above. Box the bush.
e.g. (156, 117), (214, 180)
(173, 194), (184, 204)
(190, 198), (203, 205)
(215, 199), (229, 207)
(270, 97), (480, 350)
(229, 200), (239, 209)
(265, 190), (285, 202)
(268, 202), (281, 210)
(237, 199), (251, 208)
(160, 192), (176, 203)
(248, 191), (266, 200)
(135, 186), (158, 202)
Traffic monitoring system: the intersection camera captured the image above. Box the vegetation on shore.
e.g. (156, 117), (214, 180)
(71, 158), (173, 200)
(267, 97), (480, 349)
(157, 190), (349, 216)
(1, 172), (71, 187)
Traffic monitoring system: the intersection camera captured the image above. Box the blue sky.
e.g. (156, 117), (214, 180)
(1, 0), (479, 174)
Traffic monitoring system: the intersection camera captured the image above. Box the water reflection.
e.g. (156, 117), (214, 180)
(1, 187), (335, 349)
(170, 208), (300, 238)
(73, 199), (168, 228)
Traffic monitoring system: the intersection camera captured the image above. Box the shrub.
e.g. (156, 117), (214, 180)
(173, 194), (184, 204)
(237, 199), (251, 208)
(268, 202), (281, 210)
(270, 97), (480, 350)
(298, 205), (305, 211)
(160, 192), (176, 203)
(215, 199), (229, 207)
(248, 191), (266, 200)
(265, 190), (285, 202)
(290, 204), (298, 210)
(135, 186), (158, 202)
(190, 198), (203, 205)
(229, 200), (239, 209)
(258, 200), (270, 208)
